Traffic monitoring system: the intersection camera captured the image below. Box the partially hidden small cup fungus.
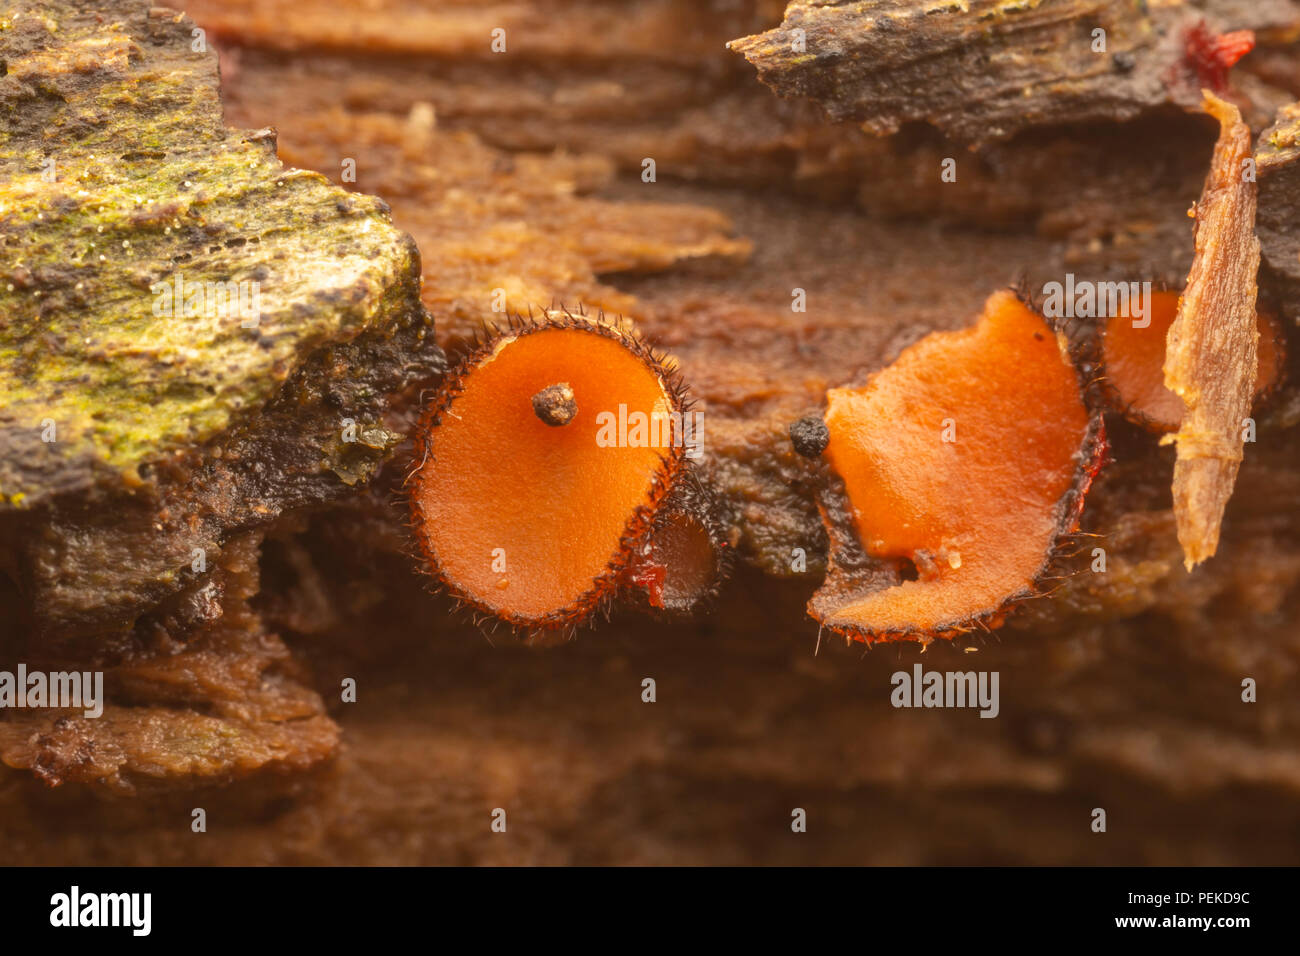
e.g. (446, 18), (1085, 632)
(807, 290), (1106, 645)
(1101, 289), (1285, 432)
(624, 477), (733, 614)
(408, 312), (729, 638)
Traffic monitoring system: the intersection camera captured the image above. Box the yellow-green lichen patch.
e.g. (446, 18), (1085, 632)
(0, 0), (423, 505)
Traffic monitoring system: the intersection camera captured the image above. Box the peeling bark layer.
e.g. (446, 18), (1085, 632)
(728, 0), (1298, 144)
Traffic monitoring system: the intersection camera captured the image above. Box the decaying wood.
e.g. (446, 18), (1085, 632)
(188, 0), (1292, 261)
(0, 0), (450, 648)
(728, 0), (1296, 145)
(3, 0), (1300, 865)
(0, 0), (440, 788)
(248, 107), (752, 353)
(0, 535), (340, 792)
(1164, 92), (1261, 570)
(186, 0), (788, 60)
(0, 1), (433, 508)
(1256, 99), (1300, 320)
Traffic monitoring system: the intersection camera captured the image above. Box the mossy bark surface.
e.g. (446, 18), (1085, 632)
(0, 1), (430, 507)
(0, 1), (441, 642)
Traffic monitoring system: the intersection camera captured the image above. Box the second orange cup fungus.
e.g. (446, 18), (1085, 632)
(1101, 289), (1285, 432)
(807, 290), (1104, 644)
(408, 314), (727, 635)
(624, 479), (732, 614)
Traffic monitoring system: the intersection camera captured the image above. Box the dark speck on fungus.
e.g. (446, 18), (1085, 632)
(531, 382), (577, 426)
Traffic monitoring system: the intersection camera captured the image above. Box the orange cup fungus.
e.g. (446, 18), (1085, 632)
(408, 314), (727, 634)
(624, 479), (732, 614)
(807, 290), (1104, 644)
(1101, 289), (1285, 432)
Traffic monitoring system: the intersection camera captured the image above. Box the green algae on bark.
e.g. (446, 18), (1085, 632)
(0, 0), (428, 507)
(0, 0), (440, 789)
(0, 0), (441, 646)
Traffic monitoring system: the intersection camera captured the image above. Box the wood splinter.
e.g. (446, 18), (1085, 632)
(1164, 91), (1261, 571)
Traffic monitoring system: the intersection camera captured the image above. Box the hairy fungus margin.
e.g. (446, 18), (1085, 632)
(408, 313), (698, 636)
(808, 290), (1105, 645)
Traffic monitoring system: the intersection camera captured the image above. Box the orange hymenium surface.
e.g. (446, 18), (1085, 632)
(814, 291), (1095, 639)
(410, 322), (683, 628)
(1103, 289), (1283, 432)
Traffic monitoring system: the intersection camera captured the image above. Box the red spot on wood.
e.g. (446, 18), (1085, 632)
(1184, 21), (1255, 91)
